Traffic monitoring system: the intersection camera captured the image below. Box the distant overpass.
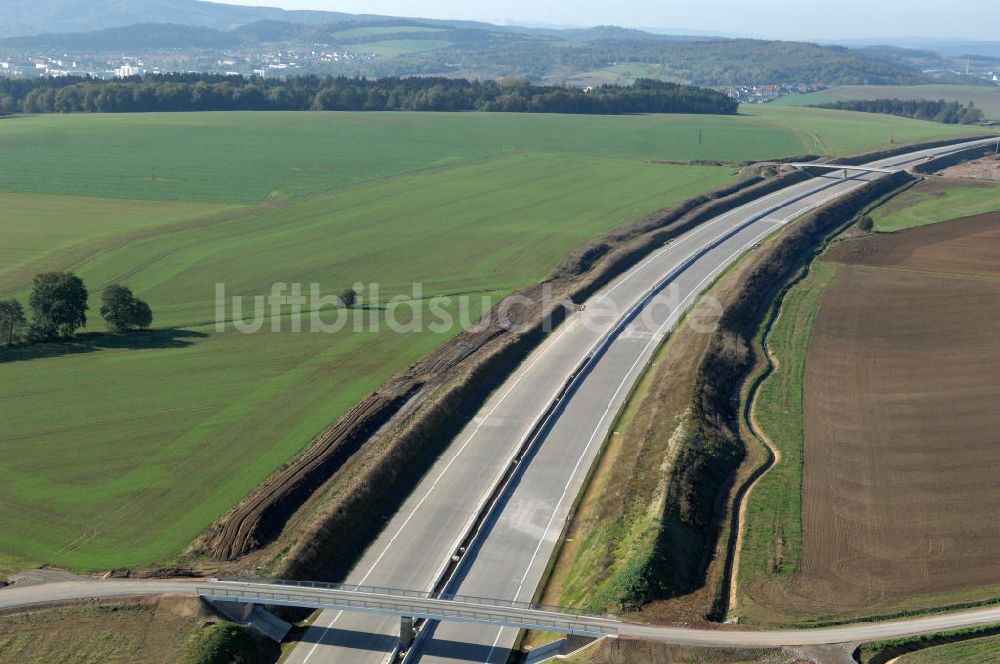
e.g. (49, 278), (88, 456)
(762, 161), (896, 175)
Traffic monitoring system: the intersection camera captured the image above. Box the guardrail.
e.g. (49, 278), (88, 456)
(213, 577), (608, 618)
(387, 151), (894, 662)
(770, 162), (896, 174)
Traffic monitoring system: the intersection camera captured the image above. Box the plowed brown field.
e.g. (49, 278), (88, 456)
(775, 212), (1000, 615)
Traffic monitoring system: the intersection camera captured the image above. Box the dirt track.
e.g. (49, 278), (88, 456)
(790, 213), (1000, 612)
(938, 154), (1000, 181)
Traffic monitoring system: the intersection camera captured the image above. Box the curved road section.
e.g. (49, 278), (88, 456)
(3, 577), (1000, 649)
(284, 137), (994, 664)
(394, 140), (994, 664)
(2, 139), (993, 663)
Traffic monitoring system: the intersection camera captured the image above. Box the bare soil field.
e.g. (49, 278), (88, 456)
(938, 154), (1000, 181)
(828, 210), (1000, 277)
(563, 637), (820, 664)
(0, 596), (275, 664)
(760, 212), (1000, 615)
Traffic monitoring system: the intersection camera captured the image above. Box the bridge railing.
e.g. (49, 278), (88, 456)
(212, 577), (612, 619)
(199, 582), (619, 636)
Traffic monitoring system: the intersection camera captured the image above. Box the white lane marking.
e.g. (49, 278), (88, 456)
(597, 176), (823, 301)
(300, 317), (589, 663)
(301, 142), (975, 661)
(300, 180), (836, 662)
(480, 221), (798, 664)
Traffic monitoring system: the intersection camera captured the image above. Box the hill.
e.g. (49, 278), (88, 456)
(0, 0), (517, 40)
(1, 23), (243, 52)
(0, 0), (345, 38)
(0, 15), (929, 87)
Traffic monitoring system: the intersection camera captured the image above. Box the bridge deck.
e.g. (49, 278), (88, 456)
(775, 162), (896, 174)
(197, 580), (620, 637)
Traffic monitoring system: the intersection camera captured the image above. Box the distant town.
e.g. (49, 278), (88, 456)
(0, 48), (838, 105)
(0, 47), (377, 80)
(723, 83), (828, 103)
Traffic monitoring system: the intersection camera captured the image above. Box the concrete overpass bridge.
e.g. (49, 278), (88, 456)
(197, 578), (619, 651)
(761, 161), (897, 176)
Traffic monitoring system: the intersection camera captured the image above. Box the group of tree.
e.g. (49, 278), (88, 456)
(817, 98), (985, 124)
(0, 272), (152, 349)
(0, 73), (737, 116)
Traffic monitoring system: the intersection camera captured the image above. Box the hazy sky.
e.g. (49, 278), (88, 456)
(222, 0), (996, 41)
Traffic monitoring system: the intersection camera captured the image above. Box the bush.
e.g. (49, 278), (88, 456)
(339, 287), (357, 309)
(858, 214), (875, 232)
(183, 623), (260, 664)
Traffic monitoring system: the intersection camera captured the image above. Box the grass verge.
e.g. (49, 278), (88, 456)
(857, 625), (1000, 664)
(527, 235), (778, 630)
(736, 260), (839, 594)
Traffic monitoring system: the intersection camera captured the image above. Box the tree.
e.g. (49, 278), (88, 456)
(0, 299), (26, 348)
(858, 214), (874, 232)
(28, 271), (88, 340)
(340, 287), (358, 309)
(100, 284), (153, 333)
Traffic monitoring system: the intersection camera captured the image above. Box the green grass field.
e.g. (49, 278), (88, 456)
(563, 62), (685, 87)
(0, 141), (733, 572)
(897, 634), (1000, 663)
(872, 178), (1000, 232)
(361, 39), (454, 57)
(738, 260), (838, 616)
(0, 108), (981, 204)
(0, 193), (242, 293)
(333, 25), (447, 39)
(773, 83), (1000, 120)
(0, 107), (981, 574)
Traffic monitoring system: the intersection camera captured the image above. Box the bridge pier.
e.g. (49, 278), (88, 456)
(203, 599), (291, 642)
(400, 616), (415, 651)
(211, 599), (253, 622)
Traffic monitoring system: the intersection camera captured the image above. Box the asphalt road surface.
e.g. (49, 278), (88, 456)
(283, 138), (995, 664)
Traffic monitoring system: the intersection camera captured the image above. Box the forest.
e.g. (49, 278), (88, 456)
(0, 74), (738, 115)
(816, 98), (985, 124)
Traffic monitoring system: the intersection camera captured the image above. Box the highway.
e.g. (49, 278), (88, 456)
(283, 137), (995, 664)
(3, 139), (993, 662)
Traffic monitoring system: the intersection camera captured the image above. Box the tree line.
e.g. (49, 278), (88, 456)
(0, 273), (152, 349)
(0, 74), (737, 115)
(816, 98), (985, 124)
